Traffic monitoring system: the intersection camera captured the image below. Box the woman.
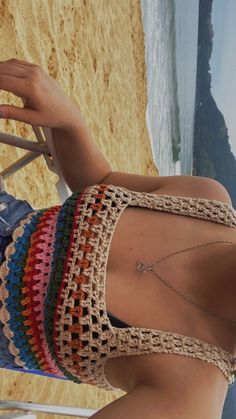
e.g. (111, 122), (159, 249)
(0, 58), (236, 418)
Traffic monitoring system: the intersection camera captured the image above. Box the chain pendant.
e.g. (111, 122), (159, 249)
(135, 241), (236, 325)
(136, 259), (153, 274)
(136, 259), (236, 325)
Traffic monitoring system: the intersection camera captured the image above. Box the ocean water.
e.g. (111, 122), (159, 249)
(140, 0), (199, 176)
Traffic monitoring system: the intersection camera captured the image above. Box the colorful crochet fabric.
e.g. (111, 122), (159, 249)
(0, 183), (236, 391)
(0, 207), (65, 377)
(0, 186), (110, 384)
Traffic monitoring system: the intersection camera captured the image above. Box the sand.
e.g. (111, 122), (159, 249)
(0, 0), (159, 417)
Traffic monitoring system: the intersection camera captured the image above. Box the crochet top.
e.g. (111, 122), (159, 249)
(0, 183), (236, 391)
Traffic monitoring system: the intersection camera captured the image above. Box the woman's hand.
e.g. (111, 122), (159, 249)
(0, 58), (82, 130)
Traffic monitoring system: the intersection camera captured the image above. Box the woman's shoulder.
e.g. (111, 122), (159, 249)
(97, 172), (233, 207)
(153, 175), (233, 207)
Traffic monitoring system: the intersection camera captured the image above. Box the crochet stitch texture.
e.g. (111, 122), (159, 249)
(0, 184), (236, 391)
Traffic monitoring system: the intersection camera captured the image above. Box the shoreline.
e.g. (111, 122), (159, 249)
(145, 105), (159, 172)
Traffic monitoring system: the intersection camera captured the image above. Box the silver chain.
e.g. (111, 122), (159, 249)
(136, 240), (236, 326)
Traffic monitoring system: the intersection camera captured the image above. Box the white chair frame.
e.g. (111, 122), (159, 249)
(0, 400), (97, 418)
(0, 126), (71, 203)
(0, 412), (36, 419)
(0, 126), (98, 418)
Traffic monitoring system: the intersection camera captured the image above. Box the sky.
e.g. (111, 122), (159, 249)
(209, 0), (236, 157)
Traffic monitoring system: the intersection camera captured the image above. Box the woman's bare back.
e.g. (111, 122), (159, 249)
(104, 177), (236, 393)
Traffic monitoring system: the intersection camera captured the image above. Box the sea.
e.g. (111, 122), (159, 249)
(140, 0), (199, 176)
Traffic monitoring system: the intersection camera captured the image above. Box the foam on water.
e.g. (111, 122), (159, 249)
(141, 0), (199, 176)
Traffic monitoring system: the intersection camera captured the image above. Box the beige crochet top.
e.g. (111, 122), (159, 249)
(55, 184), (236, 391)
(1, 183), (235, 391)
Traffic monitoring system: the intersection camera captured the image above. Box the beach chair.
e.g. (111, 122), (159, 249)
(0, 400), (97, 418)
(0, 126), (71, 203)
(0, 411), (36, 419)
(0, 126), (98, 418)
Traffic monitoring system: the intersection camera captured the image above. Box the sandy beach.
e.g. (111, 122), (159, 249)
(0, 0), (159, 417)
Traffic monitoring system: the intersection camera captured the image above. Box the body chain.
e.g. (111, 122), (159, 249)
(136, 240), (236, 326)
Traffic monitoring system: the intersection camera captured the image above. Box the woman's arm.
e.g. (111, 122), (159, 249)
(51, 121), (112, 192)
(90, 385), (161, 419)
(89, 381), (223, 419)
(0, 58), (112, 191)
(0, 59), (231, 202)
